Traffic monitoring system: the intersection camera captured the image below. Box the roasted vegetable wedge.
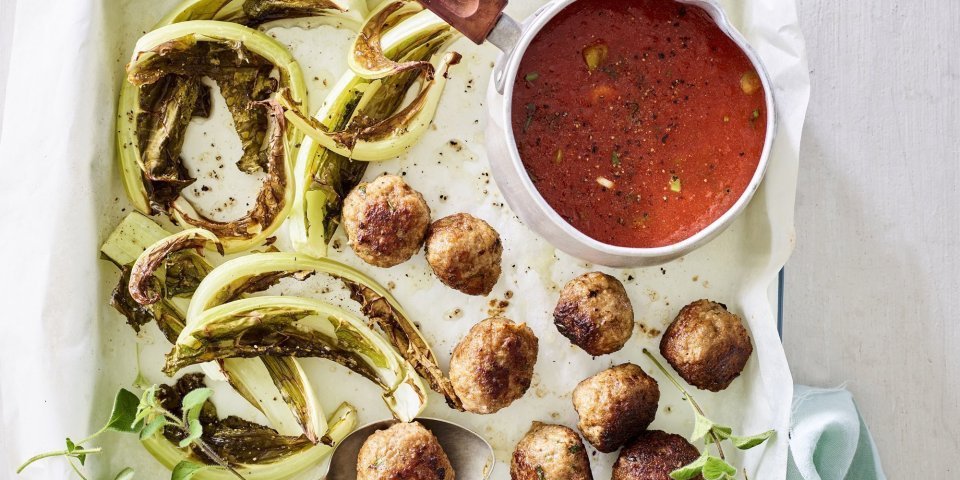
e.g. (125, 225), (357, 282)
(118, 20), (306, 253)
(348, 0), (431, 79)
(101, 214), (325, 442)
(119, 0), (361, 211)
(283, 50), (461, 162)
(168, 296), (428, 420)
(128, 229), (223, 305)
(289, 9), (457, 256)
(183, 252), (462, 409)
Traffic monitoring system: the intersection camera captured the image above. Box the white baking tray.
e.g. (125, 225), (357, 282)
(0, 0), (810, 478)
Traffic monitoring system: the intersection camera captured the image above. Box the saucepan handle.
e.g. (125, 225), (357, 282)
(416, 0), (524, 94)
(417, 0), (509, 44)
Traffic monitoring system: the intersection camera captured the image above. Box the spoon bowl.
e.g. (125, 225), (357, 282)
(326, 418), (496, 480)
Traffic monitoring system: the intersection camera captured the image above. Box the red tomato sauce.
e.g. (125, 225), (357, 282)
(511, 0), (767, 248)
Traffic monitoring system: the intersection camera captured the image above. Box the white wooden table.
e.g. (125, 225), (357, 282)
(784, 0), (960, 477)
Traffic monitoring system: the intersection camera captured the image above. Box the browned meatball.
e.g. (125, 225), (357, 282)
(356, 422), (455, 480)
(554, 272), (634, 356)
(511, 422), (593, 480)
(572, 363), (659, 453)
(449, 317), (538, 414)
(612, 430), (702, 480)
(343, 175), (431, 268)
(425, 213), (502, 295)
(660, 299), (753, 392)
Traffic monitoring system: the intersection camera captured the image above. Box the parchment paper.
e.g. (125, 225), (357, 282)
(0, 0), (809, 478)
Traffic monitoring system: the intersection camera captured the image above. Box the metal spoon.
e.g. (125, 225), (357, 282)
(326, 418), (496, 480)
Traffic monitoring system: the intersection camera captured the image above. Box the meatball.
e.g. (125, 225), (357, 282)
(356, 421), (455, 480)
(342, 175), (431, 268)
(612, 430), (702, 480)
(511, 422), (593, 480)
(572, 363), (659, 453)
(659, 299), (753, 392)
(425, 213), (502, 295)
(449, 317), (538, 414)
(554, 272), (634, 356)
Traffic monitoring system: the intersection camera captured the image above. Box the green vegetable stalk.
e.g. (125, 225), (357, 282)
(283, 50), (461, 162)
(168, 296), (428, 421)
(289, 8), (458, 256)
(101, 214), (325, 444)
(181, 252), (461, 410)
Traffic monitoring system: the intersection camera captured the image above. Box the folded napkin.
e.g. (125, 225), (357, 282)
(787, 386), (886, 480)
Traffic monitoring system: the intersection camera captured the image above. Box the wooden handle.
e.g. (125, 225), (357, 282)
(417, 0), (508, 44)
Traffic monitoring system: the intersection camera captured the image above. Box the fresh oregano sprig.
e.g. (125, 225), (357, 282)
(642, 349), (775, 480)
(17, 386), (246, 480)
(132, 386), (246, 480)
(16, 389), (140, 479)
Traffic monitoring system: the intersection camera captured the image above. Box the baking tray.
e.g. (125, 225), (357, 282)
(0, 0), (810, 478)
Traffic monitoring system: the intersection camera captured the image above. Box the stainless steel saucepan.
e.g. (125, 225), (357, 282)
(420, 0), (778, 267)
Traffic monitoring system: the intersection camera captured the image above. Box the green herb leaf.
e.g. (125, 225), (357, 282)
(181, 387), (213, 415)
(712, 424), (733, 439)
(114, 467), (136, 480)
(670, 452), (710, 480)
(140, 416), (168, 440)
(691, 412), (715, 441)
(568, 444), (583, 454)
(612, 151), (622, 166)
(702, 456), (737, 480)
(525, 72), (540, 82)
(106, 389), (141, 433)
(171, 461), (209, 480)
(179, 418), (205, 447)
(729, 429), (775, 450)
(66, 438), (86, 465)
(134, 386), (159, 428)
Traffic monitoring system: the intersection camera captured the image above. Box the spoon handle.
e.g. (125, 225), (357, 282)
(417, 0), (508, 44)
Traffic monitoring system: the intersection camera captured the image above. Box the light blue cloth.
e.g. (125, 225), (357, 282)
(787, 386), (886, 480)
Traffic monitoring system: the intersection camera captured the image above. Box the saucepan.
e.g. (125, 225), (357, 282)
(419, 0), (777, 267)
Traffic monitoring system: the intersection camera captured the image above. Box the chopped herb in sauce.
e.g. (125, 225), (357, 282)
(611, 151), (621, 166)
(523, 103), (537, 132)
(740, 71), (761, 95)
(601, 63), (619, 78)
(582, 42), (609, 71)
(669, 176), (682, 192)
(525, 72), (540, 83)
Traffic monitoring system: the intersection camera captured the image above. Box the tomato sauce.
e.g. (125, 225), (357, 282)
(511, 0), (767, 248)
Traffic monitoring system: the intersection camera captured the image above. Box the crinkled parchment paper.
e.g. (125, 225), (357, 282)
(0, 0), (809, 478)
